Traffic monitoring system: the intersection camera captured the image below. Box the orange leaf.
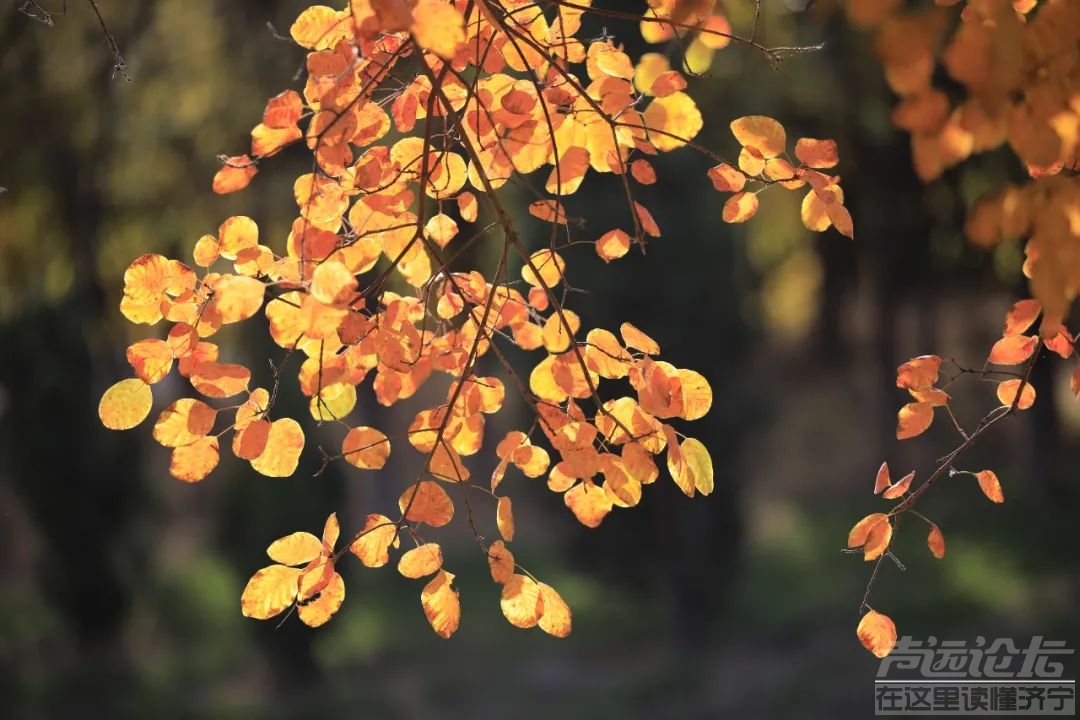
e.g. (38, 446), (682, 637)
(349, 514), (399, 568)
(896, 355), (941, 391)
(642, 92), (702, 151)
(794, 138), (839, 168)
(722, 192), (759, 223)
(873, 462), (891, 495)
(564, 482), (612, 528)
(857, 610), (897, 658)
(927, 524), (946, 559)
(500, 574), (543, 629)
(212, 155), (257, 195)
(399, 481), (454, 527)
(730, 115), (786, 157)
(630, 159), (657, 185)
(421, 570), (461, 639)
(342, 426), (391, 470)
(976, 469), (1005, 503)
(487, 540), (515, 584)
(170, 436), (220, 483)
(996, 379), (1035, 409)
(848, 513), (893, 561)
(988, 335), (1038, 365)
(99, 378), (153, 430)
(1003, 299), (1041, 336)
(707, 163), (746, 193)
(398, 543), (443, 579)
(596, 229), (631, 262)
(881, 471), (914, 500)
(896, 402), (934, 440)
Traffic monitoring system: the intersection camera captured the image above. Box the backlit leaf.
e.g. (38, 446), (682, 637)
(170, 436), (220, 483)
(399, 481), (454, 527)
(398, 544), (443, 579)
(500, 574), (543, 629)
(976, 469), (1004, 503)
(99, 378), (153, 430)
(421, 570), (461, 639)
(896, 402), (933, 439)
(267, 532), (322, 567)
(487, 540), (515, 584)
(350, 514), (399, 568)
(996, 379), (1035, 409)
(927, 524), (946, 559)
(250, 418), (305, 477)
(342, 426), (391, 470)
(538, 583), (572, 638)
(241, 565), (301, 620)
(857, 610), (897, 658)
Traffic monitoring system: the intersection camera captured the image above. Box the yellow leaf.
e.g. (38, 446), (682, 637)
(421, 570), (461, 638)
(349, 514), (399, 568)
(99, 378), (153, 430)
(411, 0), (464, 59)
(538, 583), (572, 638)
(250, 418), (305, 477)
(297, 571), (345, 628)
(267, 531), (322, 566)
(153, 399), (216, 448)
(497, 496), (515, 542)
(500, 574), (543, 629)
(241, 565), (301, 620)
(398, 544), (443, 579)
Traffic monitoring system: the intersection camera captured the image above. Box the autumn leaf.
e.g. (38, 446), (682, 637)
(857, 610), (897, 658)
(975, 470), (1005, 503)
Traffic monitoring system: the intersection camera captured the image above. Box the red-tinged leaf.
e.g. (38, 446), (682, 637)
(976, 470), (1004, 503)
(927, 524), (946, 559)
(874, 462), (891, 495)
(896, 355), (941, 390)
(988, 335), (1038, 365)
(620, 322), (660, 355)
(996, 379), (1035, 410)
(722, 191), (759, 223)
(1043, 325), (1073, 358)
(212, 155), (257, 195)
(857, 610), (897, 658)
(528, 199), (568, 225)
(881, 471), (914, 500)
(896, 402), (934, 440)
(795, 138), (839, 168)
(630, 159), (657, 185)
(1003, 299), (1041, 336)
(421, 570), (461, 639)
(707, 163), (746, 193)
(634, 201), (661, 237)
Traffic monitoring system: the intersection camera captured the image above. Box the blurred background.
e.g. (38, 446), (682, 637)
(1, 1), (1077, 718)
